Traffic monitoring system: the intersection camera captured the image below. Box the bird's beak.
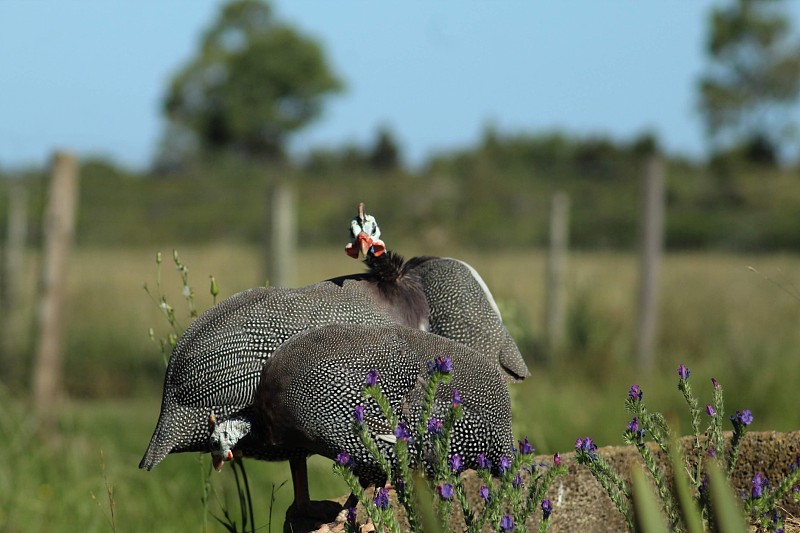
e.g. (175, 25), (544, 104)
(357, 232), (373, 257)
(212, 450), (234, 472)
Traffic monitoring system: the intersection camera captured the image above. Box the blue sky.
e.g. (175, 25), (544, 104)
(2, 1), (799, 171)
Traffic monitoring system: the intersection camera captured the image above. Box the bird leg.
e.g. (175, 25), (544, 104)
(284, 457), (344, 530)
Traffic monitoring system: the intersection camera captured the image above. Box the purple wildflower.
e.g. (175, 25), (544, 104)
(711, 377), (720, 389)
(500, 514), (514, 531)
(373, 487), (390, 509)
(706, 404), (717, 416)
(346, 506), (357, 524)
(393, 422), (411, 442)
(626, 417), (646, 442)
(576, 436), (597, 453)
(449, 454), (463, 473)
(678, 364), (690, 380)
(479, 485), (491, 501)
(628, 384), (643, 401)
(437, 483), (454, 500)
(731, 409), (753, 428)
(364, 370), (379, 387)
(429, 355), (452, 374)
(353, 405), (365, 424)
(427, 417), (443, 436)
(706, 445), (716, 458)
(752, 472), (765, 499)
(518, 436), (533, 455)
(553, 453), (562, 466)
(541, 499), (553, 519)
(498, 455), (512, 474)
(476, 453), (492, 470)
(336, 451), (353, 468)
(451, 388), (463, 407)
(576, 436), (598, 460)
(512, 473), (522, 489)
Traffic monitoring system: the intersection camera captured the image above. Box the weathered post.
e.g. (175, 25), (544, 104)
(635, 155), (665, 372)
(1, 183), (29, 382)
(32, 151), (80, 431)
(268, 180), (296, 288)
(545, 192), (570, 361)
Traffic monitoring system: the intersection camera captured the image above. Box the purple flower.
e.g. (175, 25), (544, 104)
(500, 514), (514, 531)
(476, 453), (492, 470)
(346, 506), (357, 524)
(479, 485), (491, 501)
(541, 498), (553, 519)
(512, 473), (522, 489)
(626, 417), (646, 442)
(706, 404), (717, 416)
(373, 487), (390, 509)
(518, 436), (533, 455)
(752, 471), (765, 499)
(498, 455), (512, 474)
(628, 384), (643, 401)
(706, 445), (716, 458)
(364, 370), (379, 387)
(429, 355), (452, 375)
(576, 437), (598, 460)
(353, 405), (365, 424)
(711, 377), (720, 389)
(451, 388), (463, 407)
(553, 453), (562, 466)
(576, 437), (597, 453)
(336, 451), (353, 468)
(449, 454), (463, 473)
(731, 409), (753, 428)
(427, 417), (443, 436)
(677, 364), (690, 380)
(393, 422), (411, 442)
(437, 483), (454, 500)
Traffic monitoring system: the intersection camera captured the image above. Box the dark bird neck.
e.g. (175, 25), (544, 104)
(364, 251), (430, 331)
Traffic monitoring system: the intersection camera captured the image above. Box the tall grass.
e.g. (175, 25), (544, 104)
(1, 245), (798, 531)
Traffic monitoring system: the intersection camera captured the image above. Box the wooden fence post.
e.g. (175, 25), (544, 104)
(545, 192), (570, 361)
(32, 151), (80, 431)
(635, 155), (665, 372)
(1, 183), (29, 383)
(268, 181), (296, 288)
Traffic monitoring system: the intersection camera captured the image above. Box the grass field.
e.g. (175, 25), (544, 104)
(2, 245), (799, 532)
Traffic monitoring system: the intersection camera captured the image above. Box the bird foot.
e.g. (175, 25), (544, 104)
(284, 500), (344, 533)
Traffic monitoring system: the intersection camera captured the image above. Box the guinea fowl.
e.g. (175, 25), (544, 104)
(139, 203), (527, 521)
(139, 204), (428, 472)
(210, 323), (514, 511)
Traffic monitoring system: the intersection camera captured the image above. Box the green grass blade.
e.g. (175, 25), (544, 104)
(706, 461), (747, 533)
(631, 467), (670, 533)
(669, 439), (704, 533)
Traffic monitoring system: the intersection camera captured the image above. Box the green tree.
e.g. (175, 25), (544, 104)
(368, 127), (401, 172)
(698, 0), (800, 163)
(162, 0), (342, 162)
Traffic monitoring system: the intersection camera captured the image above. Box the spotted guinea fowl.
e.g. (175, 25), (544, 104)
(139, 207), (428, 473)
(340, 203), (529, 383)
(211, 323), (514, 501)
(140, 203), (526, 521)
